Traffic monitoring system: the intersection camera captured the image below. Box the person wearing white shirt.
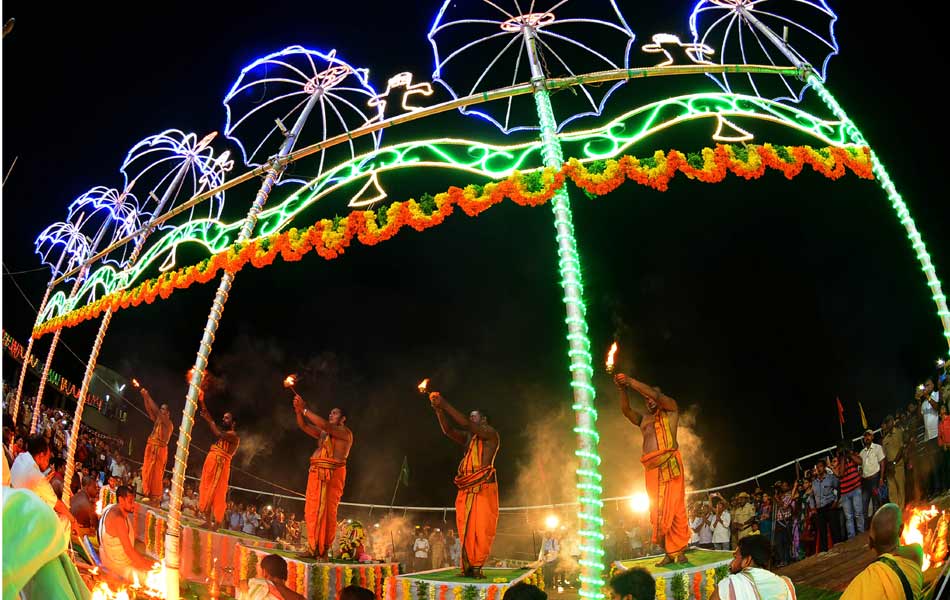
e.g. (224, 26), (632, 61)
(412, 531), (430, 572)
(711, 534), (796, 600)
(859, 429), (886, 526)
(9, 435), (79, 535)
(920, 379), (942, 496)
(711, 499), (732, 550)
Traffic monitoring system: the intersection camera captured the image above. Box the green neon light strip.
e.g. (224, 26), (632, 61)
(808, 75), (950, 353)
(35, 92), (857, 326)
(530, 82), (606, 600)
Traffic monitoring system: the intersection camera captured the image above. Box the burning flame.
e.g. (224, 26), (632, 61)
(605, 342), (618, 372)
(89, 563), (166, 599)
(283, 374), (297, 388)
(418, 378), (429, 394)
(131, 378), (140, 388)
(900, 505), (949, 571)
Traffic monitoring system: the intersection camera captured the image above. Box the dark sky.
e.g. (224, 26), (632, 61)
(2, 1), (949, 513)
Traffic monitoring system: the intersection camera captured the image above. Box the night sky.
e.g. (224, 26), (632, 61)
(2, 1), (949, 513)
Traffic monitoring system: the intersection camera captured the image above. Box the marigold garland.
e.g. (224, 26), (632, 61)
(287, 561), (297, 593)
(297, 560), (306, 595)
(337, 567), (345, 596)
(374, 565), (383, 598)
(705, 568), (716, 599)
(322, 565), (331, 600)
(33, 144), (872, 339)
(655, 575), (666, 600)
(692, 572), (701, 600)
(359, 565), (368, 588)
(439, 584), (449, 600)
(486, 585), (499, 600)
(452, 584), (463, 600)
(402, 578), (412, 600)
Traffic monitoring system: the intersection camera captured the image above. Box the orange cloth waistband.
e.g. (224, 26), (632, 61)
(310, 456), (346, 481)
(455, 466), (495, 491)
(640, 447), (683, 482)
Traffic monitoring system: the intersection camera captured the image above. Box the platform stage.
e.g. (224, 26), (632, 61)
(386, 566), (544, 600)
(612, 549), (732, 599)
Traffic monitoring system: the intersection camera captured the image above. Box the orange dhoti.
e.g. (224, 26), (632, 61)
(641, 447), (690, 556)
(141, 440), (167, 499)
(306, 456), (346, 558)
(454, 434), (499, 570)
(197, 447), (233, 524)
(455, 479), (498, 569)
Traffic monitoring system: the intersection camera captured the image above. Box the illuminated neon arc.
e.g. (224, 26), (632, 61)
(52, 63), (809, 286)
(33, 93), (858, 324)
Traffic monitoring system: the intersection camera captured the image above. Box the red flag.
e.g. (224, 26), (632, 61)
(837, 397), (845, 425)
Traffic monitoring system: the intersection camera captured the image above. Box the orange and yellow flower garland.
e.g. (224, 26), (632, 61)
(33, 144), (872, 339)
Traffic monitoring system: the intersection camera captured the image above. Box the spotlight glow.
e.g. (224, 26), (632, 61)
(545, 514), (560, 530)
(629, 492), (649, 514)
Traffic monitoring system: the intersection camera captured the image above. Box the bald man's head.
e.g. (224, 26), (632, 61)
(869, 503), (902, 554)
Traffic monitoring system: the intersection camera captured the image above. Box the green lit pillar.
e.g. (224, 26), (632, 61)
(521, 24), (605, 600)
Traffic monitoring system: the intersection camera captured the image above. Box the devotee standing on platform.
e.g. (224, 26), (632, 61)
(429, 390), (500, 579)
(614, 373), (690, 566)
(839, 503), (922, 600)
(197, 408), (239, 529)
(293, 393), (353, 560)
(137, 383), (173, 502)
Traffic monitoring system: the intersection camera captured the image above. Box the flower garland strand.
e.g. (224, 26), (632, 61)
(705, 568), (716, 599)
(191, 528), (202, 576)
(655, 576), (667, 600)
(692, 572), (701, 600)
(33, 144), (873, 339)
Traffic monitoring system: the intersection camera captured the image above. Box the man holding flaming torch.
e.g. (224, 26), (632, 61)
(196, 408), (240, 530)
(428, 387), (500, 579)
(132, 378), (172, 503)
(614, 372), (690, 566)
(290, 379), (353, 561)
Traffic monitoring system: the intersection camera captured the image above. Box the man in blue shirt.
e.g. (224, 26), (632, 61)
(811, 459), (842, 552)
(229, 502), (244, 531)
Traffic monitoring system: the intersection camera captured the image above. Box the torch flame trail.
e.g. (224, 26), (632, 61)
(605, 342), (618, 373)
(418, 378), (429, 394)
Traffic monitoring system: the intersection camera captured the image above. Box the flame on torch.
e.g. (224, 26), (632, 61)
(131, 378), (140, 389)
(606, 342), (618, 373)
(283, 374), (299, 395)
(418, 378), (430, 394)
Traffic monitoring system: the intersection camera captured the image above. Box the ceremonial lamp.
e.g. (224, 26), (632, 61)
(417, 378), (430, 395)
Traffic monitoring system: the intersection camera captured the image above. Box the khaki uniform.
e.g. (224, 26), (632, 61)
(882, 426), (905, 509)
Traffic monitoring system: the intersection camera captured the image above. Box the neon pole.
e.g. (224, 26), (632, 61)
(162, 87), (324, 599)
(738, 6), (950, 353)
(61, 162), (192, 504)
(29, 210), (118, 434)
(10, 252), (65, 424)
(521, 22), (605, 600)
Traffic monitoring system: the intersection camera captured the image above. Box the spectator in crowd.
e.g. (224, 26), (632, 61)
(902, 400), (923, 503)
(430, 527), (446, 569)
(10, 434), (79, 534)
(859, 429), (886, 526)
(881, 415), (905, 510)
(48, 456), (67, 499)
(937, 405), (950, 494)
(412, 529), (430, 572)
(695, 504), (714, 549)
(229, 502), (244, 531)
(70, 475), (101, 532)
(243, 505), (260, 536)
(773, 480), (797, 568)
(502, 583), (547, 600)
(732, 492), (756, 541)
(756, 494), (772, 543)
(3, 427), (14, 465)
(238, 553), (306, 600)
(272, 509), (287, 541)
(182, 483), (198, 517)
(541, 529), (560, 589)
(711, 535), (796, 600)
(834, 441), (864, 540)
(447, 529), (461, 567)
(811, 458), (841, 552)
(919, 379), (941, 496)
(607, 567), (655, 600)
(131, 469), (143, 498)
(711, 497), (731, 551)
(839, 503), (923, 600)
